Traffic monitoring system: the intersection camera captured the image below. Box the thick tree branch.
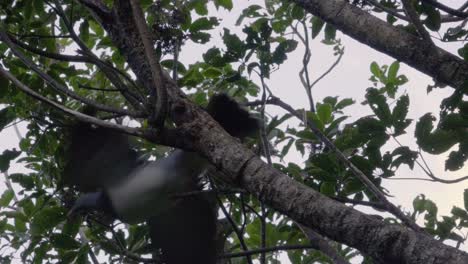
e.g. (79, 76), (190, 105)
(291, 0), (468, 89)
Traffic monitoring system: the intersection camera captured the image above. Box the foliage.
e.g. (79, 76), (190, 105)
(0, 0), (466, 263)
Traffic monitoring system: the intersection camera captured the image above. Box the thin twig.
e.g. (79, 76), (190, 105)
(421, 0), (468, 18)
(221, 244), (316, 258)
(309, 49), (344, 89)
(392, 136), (468, 183)
(210, 179), (253, 264)
(401, 0), (435, 45)
(364, 0), (410, 22)
(296, 224), (350, 264)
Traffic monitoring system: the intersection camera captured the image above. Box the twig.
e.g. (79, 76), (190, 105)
(421, 0), (468, 18)
(401, 0), (434, 45)
(8, 32), (71, 39)
(293, 20), (315, 112)
(296, 224), (350, 264)
(309, 49), (344, 89)
(7, 33), (91, 62)
(364, 0), (410, 22)
(221, 244), (316, 258)
(258, 76), (272, 264)
(78, 84), (121, 92)
(392, 136), (468, 183)
(210, 179), (253, 264)
(331, 196), (386, 210)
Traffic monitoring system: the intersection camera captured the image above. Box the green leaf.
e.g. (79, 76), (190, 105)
(189, 31), (211, 44)
(0, 189), (14, 207)
(366, 88), (392, 124)
(422, 4), (441, 31)
(415, 114), (459, 154)
(214, 0), (233, 10)
(320, 182), (336, 196)
(370, 62), (383, 80)
(79, 20), (90, 44)
(335, 98), (355, 110)
(392, 95), (410, 135)
(464, 189), (468, 211)
(311, 16), (325, 39)
(0, 149), (21, 172)
(189, 17), (219, 32)
(291, 5), (304, 20)
(50, 234), (81, 250)
(451, 206), (468, 219)
(458, 44), (468, 61)
(9, 173), (35, 190)
(193, 0), (208, 15)
(30, 207), (64, 235)
(0, 107), (16, 132)
(387, 61), (400, 81)
(222, 29), (246, 60)
(160, 59), (187, 74)
(317, 103), (333, 124)
(202, 67), (223, 78)
(324, 23), (336, 42)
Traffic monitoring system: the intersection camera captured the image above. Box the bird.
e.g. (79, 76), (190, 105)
(63, 94), (259, 264)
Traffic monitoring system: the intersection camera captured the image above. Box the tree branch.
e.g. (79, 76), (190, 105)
(296, 224), (350, 264)
(291, 0), (468, 89)
(129, 0), (168, 127)
(421, 0), (468, 18)
(401, 0), (434, 45)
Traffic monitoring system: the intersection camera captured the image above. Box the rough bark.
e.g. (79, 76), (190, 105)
(78, 1), (468, 263)
(291, 0), (468, 89)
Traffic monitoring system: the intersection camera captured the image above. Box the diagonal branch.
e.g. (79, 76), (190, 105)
(129, 0), (168, 127)
(8, 33), (91, 63)
(401, 0), (434, 45)
(421, 0), (468, 18)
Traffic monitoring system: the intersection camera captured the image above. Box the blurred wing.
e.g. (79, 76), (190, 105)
(63, 122), (139, 192)
(148, 194), (217, 264)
